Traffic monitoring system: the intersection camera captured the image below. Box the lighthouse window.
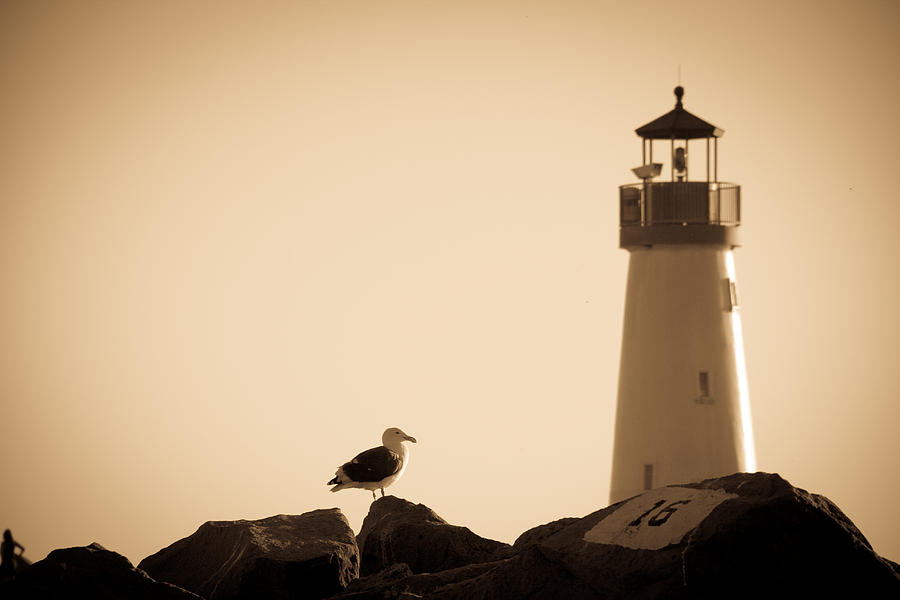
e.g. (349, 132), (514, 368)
(722, 278), (740, 311)
(643, 464), (654, 490)
(699, 371), (710, 396)
(723, 278), (740, 311)
(696, 371), (713, 404)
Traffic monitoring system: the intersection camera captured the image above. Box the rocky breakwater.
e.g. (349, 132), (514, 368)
(5, 473), (899, 598)
(335, 472), (900, 599)
(139, 509), (358, 600)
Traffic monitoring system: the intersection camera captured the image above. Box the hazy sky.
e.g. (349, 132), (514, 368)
(2, 0), (898, 565)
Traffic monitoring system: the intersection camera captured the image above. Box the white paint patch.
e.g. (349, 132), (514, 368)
(584, 487), (737, 550)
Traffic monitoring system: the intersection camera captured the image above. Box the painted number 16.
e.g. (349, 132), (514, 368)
(628, 499), (693, 528)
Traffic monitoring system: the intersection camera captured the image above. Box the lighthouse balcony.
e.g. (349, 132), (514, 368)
(619, 181), (741, 247)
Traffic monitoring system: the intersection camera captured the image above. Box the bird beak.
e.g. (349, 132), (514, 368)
(405, 435), (417, 443)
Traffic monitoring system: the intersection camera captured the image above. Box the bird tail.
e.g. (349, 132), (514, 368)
(328, 466), (347, 488)
(329, 470), (353, 492)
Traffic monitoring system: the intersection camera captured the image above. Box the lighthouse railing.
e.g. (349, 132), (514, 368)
(619, 182), (740, 227)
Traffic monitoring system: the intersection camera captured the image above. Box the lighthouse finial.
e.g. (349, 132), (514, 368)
(674, 86), (684, 108)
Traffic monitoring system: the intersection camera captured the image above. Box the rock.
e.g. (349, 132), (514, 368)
(332, 559), (514, 600)
(139, 510), (358, 600)
(333, 563), (415, 599)
(428, 544), (600, 600)
(356, 496), (511, 576)
(431, 472), (900, 598)
(513, 517), (580, 550)
(7, 542), (201, 599)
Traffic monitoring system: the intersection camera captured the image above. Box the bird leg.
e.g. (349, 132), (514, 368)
(371, 490), (377, 500)
(380, 488), (385, 497)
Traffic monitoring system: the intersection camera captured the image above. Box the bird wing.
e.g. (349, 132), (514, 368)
(340, 446), (402, 482)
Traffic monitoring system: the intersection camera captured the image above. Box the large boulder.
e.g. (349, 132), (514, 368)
(334, 473), (900, 599)
(356, 496), (511, 576)
(7, 542), (200, 599)
(139, 510), (358, 600)
(435, 472), (900, 598)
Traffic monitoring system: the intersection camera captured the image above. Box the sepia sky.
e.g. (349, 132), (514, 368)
(2, 0), (898, 565)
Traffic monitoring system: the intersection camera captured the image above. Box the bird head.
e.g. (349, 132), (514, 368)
(383, 427), (417, 446)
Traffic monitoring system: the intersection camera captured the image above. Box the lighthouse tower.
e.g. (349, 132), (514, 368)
(609, 87), (756, 504)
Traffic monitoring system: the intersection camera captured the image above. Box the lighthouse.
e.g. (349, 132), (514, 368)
(609, 87), (757, 504)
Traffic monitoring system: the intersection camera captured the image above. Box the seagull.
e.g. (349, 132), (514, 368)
(327, 427), (417, 499)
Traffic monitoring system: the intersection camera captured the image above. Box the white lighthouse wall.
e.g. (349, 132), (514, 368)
(610, 245), (755, 504)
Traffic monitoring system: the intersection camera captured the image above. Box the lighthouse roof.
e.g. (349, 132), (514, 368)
(636, 86), (724, 140)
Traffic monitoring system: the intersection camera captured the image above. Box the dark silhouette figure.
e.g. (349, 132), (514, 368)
(0, 529), (25, 580)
